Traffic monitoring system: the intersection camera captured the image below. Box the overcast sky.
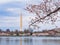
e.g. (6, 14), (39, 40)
(0, 0), (60, 31)
(0, 0), (40, 31)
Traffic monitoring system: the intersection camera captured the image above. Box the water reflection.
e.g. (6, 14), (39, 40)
(42, 39), (60, 45)
(0, 37), (60, 45)
(0, 38), (2, 44)
(20, 38), (22, 45)
(23, 37), (33, 45)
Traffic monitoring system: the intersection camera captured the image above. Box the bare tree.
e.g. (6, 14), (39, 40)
(6, 29), (10, 33)
(15, 29), (19, 36)
(25, 0), (60, 29)
(0, 29), (2, 33)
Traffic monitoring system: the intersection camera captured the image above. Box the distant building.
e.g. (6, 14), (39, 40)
(54, 28), (60, 36)
(47, 30), (57, 36)
(55, 28), (60, 32)
(32, 31), (49, 36)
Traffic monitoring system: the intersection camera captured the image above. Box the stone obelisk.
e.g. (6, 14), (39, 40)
(20, 14), (22, 31)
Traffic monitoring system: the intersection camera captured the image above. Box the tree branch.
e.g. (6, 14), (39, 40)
(30, 7), (60, 26)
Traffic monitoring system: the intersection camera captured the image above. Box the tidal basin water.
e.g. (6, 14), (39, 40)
(0, 36), (60, 45)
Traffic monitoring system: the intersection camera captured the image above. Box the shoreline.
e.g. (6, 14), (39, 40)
(0, 35), (60, 37)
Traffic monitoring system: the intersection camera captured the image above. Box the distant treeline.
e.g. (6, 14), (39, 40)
(0, 29), (33, 33)
(0, 29), (33, 36)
